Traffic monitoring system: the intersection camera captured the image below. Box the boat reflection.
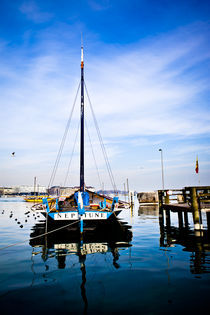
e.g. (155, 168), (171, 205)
(30, 219), (132, 258)
(29, 218), (132, 313)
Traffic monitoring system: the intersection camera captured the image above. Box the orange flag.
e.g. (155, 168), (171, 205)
(195, 156), (199, 174)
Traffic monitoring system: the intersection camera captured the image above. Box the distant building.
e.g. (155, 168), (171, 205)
(16, 185), (47, 195)
(0, 185), (96, 196)
(0, 187), (14, 195)
(0, 185), (47, 196)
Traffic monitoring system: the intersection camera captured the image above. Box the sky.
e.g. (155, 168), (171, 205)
(0, 0), (210, 191)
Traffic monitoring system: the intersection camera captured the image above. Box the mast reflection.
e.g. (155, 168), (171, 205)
(29, 218), (132, 313)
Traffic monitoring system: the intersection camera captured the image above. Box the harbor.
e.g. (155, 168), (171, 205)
(0, 195), (210, 314)
(0, 45), (210, 313)
(1, 1), (210, 314)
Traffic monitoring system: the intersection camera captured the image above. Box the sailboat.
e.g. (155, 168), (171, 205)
(42, 45), (129, 232)
(25, 177), (53, 203)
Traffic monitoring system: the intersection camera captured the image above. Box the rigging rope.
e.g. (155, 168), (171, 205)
(48, 82), (81, 189)
(47, 79), (117, 193)
(85, 120), (103, 190)
(0, 219), (80, 252)
(84, 82), (117, 193)
(63, 120), (80, 187)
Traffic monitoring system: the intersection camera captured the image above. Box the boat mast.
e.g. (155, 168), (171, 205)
(80, 45), (85, 192)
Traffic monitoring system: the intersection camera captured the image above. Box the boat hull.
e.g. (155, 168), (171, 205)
(42, 209), (121, 225)
(50, 210), (121, 221)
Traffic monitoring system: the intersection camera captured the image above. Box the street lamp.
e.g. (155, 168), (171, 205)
(159, 149), (164, 190)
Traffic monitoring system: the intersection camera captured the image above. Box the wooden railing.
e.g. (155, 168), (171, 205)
(158, 186), (210, 208)
(158, 186), (210, 231)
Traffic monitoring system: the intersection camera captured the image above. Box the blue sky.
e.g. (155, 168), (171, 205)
(0, 0), (210, 191)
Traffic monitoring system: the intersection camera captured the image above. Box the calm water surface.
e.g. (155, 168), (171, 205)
(0, 197), (210, 314)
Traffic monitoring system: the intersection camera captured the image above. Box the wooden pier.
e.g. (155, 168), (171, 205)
(158, 186), (210, 232)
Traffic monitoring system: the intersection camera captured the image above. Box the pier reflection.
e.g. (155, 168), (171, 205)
(159, 213), (210, 274)
(138, 204), (210, 274)
(29, 219), (132, 313)
(138, 204), (159, 216)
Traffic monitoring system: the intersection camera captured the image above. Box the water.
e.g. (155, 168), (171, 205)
(0, 197), (210, 314)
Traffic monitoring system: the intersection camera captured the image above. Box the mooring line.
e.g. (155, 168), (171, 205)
(0, 219), (80, 252)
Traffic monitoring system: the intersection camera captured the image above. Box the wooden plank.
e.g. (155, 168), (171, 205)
(162, 203), (192, 212)
(185, 186), (210, 190)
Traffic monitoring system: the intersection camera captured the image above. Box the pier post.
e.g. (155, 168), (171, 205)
(207, 212), (210, 235)
(158, 190), (163, 209)
(184, 211), (189, 228)
(182, 189), (187, 203)
(159, 223), (165, 247)
(165, 209), (171, 228)
(130, 191), (134, 216)
(158, 190), (164, 226)
(130, 191), (134, 206)
(190, 187), (201, 230)
(178, 211), (183, 229)
(165, 191), (170, 205)
(158, 191), (165, 246)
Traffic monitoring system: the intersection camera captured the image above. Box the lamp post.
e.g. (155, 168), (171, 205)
(159, 149), (164, 190)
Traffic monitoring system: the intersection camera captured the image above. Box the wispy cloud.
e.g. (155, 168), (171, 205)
(86, 25), (210, 139)
(19, 1), (53, 23)
(88, 0), (111, 11)
(0, 21), (210, 188)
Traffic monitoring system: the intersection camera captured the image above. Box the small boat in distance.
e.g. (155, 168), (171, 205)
(24, 177), (52, 203)
(42, 45), (129, 233)
(24, 196), (53, 203)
